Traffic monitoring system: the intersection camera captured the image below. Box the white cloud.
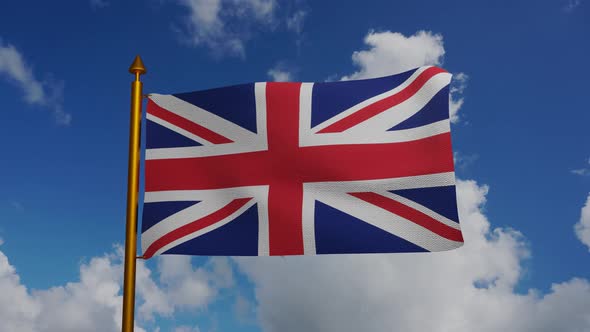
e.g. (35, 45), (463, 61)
(571, 157), (590, 176)
(267, 68), (292, 82)
(0, 247), (140, 332)
(9, 201), (24, 212)
(90, 0), (109, 9)
(157, 255), (217, 309)
(209, 256), (235, 288)
(572, 169), (590, 176)
(238, 0), (275, 19)
(342, 30), (445, 80)
(0, 249), (40, 332)
(286, 10), (306, 34)
(575, 194), (590, 251)
(135, 258), (173, 321)
(0, 42), (44, 104)
(174, 325), (201, 332)
(236, 179), (590, 332)
(177, 0), (276, 57)
(454, 151), (479, 170)
(341, 30), (466, 123)
(0, 40), (70, 125)
(286, 9), (306, 48)
(450, 72), (468, 123)
(564, 0), (581, 12)
(234, 294), (256, 325)
(0, 246), (233, 331)
(32, 254), (129, 332)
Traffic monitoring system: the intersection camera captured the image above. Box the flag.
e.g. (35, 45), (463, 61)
(140, 66), (463, 258)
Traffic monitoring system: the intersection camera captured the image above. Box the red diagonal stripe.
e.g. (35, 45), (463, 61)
(147, 99), (234, 144)
(143, 198), (252, 258)
(349, 192), (463, 242)
(317, 66), (447, 133)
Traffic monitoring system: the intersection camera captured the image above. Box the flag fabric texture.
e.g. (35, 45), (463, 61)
(141, 66), (463, 258)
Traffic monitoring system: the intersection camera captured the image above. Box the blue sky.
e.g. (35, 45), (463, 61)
(1, 0), (590, 331)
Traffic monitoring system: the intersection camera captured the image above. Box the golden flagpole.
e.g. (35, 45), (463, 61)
(122, 55), (146, 332)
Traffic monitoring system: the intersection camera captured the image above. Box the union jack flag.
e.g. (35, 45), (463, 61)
(141, 66), (463, 258)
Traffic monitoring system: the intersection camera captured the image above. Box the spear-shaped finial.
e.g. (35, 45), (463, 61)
(128, 55), (146, 76)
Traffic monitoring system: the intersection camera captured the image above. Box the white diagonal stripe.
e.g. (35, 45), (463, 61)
(146, 89), (269, 159)
(147, 113), (210, 146)
(379, 191), (461, 230)
(145, 186), (267, 203)
(144, 186), (270, 256)
(305, 172), (456, 194)
(311, 190), (463, 252)
(310, 66), (432, 133)
(302, 119), (450, 147)
(146, 143), (267, 160)
(344, 72), (451, 134)
(142, 198), (232, 253)
(143, 198), (257, 257)
(149, 94), (258, 143)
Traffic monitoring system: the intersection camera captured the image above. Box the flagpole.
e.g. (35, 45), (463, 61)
(122, 55), (146, 332)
